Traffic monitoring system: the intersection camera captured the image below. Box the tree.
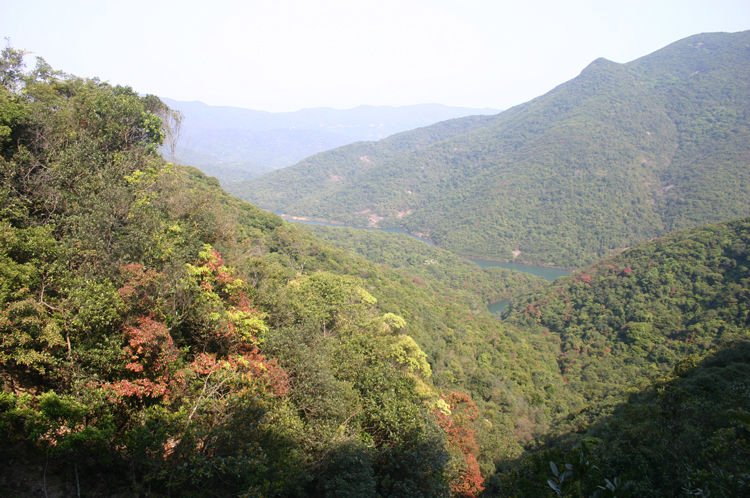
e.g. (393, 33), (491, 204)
(159, 107), (185, 164)
(0, 40), (28, 92)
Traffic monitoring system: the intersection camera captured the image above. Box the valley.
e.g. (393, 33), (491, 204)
(1, 29), (749, 498)
(284, 217), (572, 316)
(231, 30), (750, 270)
(282, 216), (572, 279)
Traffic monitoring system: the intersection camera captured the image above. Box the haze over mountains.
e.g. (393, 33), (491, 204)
(159, 98), (499, 183)
(230, 30), (750, 269)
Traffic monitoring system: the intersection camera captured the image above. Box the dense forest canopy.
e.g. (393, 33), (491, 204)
(497, 216), (750, 497)
(0, 46), (457, 496)
(0, 45), (571, 497)
(230, 30), (750, 269)
(1, 34), (748, 498)
(296, 218), (750, 497)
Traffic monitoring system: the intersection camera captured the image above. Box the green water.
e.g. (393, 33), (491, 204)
(487, 299), (510, 315)
(468, 259), (571, 281)
(474, 261), (571, 317)
(285, 216), (574, 316)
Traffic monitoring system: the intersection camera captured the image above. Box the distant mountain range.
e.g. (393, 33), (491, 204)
(228, 30), (750, 268)
(159, 98), (500, 182)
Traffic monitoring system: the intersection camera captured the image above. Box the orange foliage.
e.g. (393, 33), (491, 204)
(435, 392), (485, 498)
(107, 251), (290, 404)
(108, 316), (184, 400)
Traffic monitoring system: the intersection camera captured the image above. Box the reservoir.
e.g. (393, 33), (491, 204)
(465, 260), (571, 316)
(467, 259), (571, 281)
(487, 299), (510, 315)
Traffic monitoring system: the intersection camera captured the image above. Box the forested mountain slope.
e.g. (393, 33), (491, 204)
(495, 215), (750, 497)
(0, 47), (572, 497)
(231, 30), (750, 268)
(496, 339), (750, 498)
(3, 42), (748, 498)
(503, 215), (750, 405)
(227, 113), (500, 213)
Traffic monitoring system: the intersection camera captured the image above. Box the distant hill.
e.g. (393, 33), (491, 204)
(159, 98), (500, 182)
(229, 30), (750, 268)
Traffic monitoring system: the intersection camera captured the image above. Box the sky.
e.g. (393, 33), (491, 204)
(3, 0), (749, 112)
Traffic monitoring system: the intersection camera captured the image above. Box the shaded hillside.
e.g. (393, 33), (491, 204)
(231, 30), (750, 268)
(502, 215), (750, 408)
(495, 339), (750, 498)
(493, 216), (750, 497)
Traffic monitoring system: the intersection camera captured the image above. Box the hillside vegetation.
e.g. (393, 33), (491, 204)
(2, 38), (749, 498)
(300, 224), (547, 306)
(503, 214), (750, 403)
(496, 215), (750, 497)
(231, 30), (750, 268)
(0, 47), (574, 497)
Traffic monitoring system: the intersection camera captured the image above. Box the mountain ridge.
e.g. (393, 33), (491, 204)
(229, 30), (750, 269)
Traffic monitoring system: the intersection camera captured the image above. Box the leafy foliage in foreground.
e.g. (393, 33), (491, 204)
(0, 47), (575, 497)
(232, 30), (750, 268)
(0, 48), (455, 497)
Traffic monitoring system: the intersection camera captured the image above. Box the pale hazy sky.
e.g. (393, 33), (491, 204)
(3, 0), (749, 112)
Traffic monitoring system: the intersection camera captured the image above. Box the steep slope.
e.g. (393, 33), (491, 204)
(502, 215), (750, 404)
(0, 49), (567, 496)
(232, 30), (750, 268)
(493, 216), (750, 497)
(227, 113), (500, 211)
(494, 339), (750, 498)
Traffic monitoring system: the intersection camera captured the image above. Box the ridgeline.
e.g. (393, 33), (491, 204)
(230, 30), (750, 269)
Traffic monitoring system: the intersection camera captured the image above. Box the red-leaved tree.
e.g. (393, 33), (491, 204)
(435, 392), (485, 498)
